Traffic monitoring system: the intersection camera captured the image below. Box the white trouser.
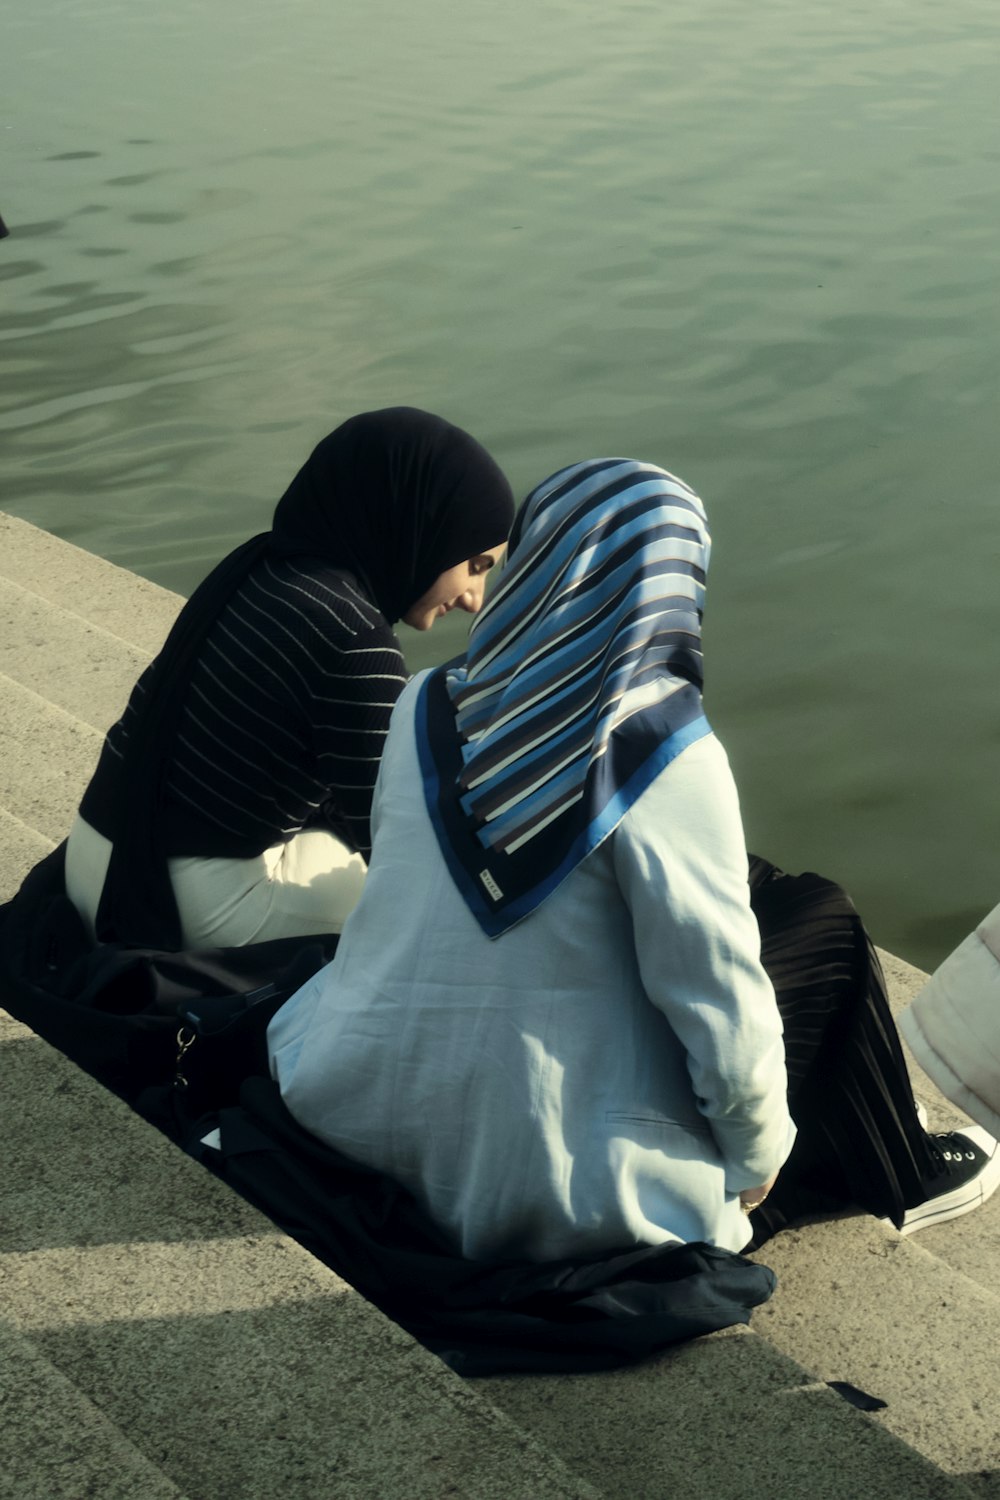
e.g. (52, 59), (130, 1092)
(65, 813), (367, 947)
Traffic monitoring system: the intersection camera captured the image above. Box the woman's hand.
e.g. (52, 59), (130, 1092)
(740, 1170), (779, 1213)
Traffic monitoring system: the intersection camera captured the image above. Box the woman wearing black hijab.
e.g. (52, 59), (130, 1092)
(64, 408), (514, 952)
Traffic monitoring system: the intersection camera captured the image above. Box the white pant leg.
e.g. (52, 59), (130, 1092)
(169, 827), (367, 946)
(65, 813), (113, 943)
(65, 814), (366, 947)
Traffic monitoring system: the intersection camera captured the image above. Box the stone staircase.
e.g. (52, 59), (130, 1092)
(2, 509), (998, 1500)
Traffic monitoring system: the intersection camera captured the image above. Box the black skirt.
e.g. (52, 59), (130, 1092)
(747, 855), (934, 1244)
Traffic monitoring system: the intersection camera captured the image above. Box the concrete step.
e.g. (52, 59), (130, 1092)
(0, 1317), (189, 1500)
(0, 806), (55, 903)
(0, 671), (102, 842)
(702, 946), (1000, 1495)
(2, 1009), (983, 1500)
(0, 511), (182, 657)
(908, 1178), (1000, 1298)
(0, 572), (152, 734)
(0, 1013), (602, 1500)
(478, 1324), (982, 1500)
(752, 1217), (1000, 1497)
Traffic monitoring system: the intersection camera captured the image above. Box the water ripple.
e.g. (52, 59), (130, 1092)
(0, 359), (244, 431)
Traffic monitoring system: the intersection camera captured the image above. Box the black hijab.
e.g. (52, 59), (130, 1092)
(94, 408), (514, 948)
(271, 407), (514, 622)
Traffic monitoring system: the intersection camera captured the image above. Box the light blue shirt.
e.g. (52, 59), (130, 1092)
(268, 674), (795, 1262)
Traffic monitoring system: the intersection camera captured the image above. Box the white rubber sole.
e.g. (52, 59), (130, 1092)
(891, 1125), (1000, 1237)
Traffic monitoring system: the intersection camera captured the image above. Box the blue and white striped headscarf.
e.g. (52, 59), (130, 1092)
(415, 457), (713, 935)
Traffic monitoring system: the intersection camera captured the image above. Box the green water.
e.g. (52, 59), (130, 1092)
(4, 0), (1000, 968)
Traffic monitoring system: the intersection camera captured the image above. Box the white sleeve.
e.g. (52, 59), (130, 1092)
(612, 734), (796, 1192)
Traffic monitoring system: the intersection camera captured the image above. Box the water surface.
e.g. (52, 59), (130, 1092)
(4, 0), (1000, 968)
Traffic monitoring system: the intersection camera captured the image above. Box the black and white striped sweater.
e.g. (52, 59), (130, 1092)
(80, 557), (408, 862)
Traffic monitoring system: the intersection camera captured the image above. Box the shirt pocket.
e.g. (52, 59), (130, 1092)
(605, 1109), (714, 1138)
(603, 1109), (730, 1240)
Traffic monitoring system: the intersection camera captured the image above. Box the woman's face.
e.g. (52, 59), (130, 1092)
(403, 544), (507, 631)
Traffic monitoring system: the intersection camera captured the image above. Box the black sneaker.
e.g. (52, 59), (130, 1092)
(895, 1126), (1000, 1236)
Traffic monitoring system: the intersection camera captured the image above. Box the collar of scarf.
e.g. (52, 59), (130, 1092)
(416, 457), (713, 937)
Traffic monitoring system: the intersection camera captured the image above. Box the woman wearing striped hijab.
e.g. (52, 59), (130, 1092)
(268, 457), (999, 1269)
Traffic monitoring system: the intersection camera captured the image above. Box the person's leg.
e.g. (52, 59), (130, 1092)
(168, 829), (366, 947)
(166, 849), (272, 946)
(64, 814), (112, 943)
(744, 858), (996, 1246)
(258, 829), (367, 938)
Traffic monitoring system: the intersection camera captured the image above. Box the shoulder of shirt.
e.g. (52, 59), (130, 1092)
(617, 731), (735, 829)
(250, 555), (397, 643)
